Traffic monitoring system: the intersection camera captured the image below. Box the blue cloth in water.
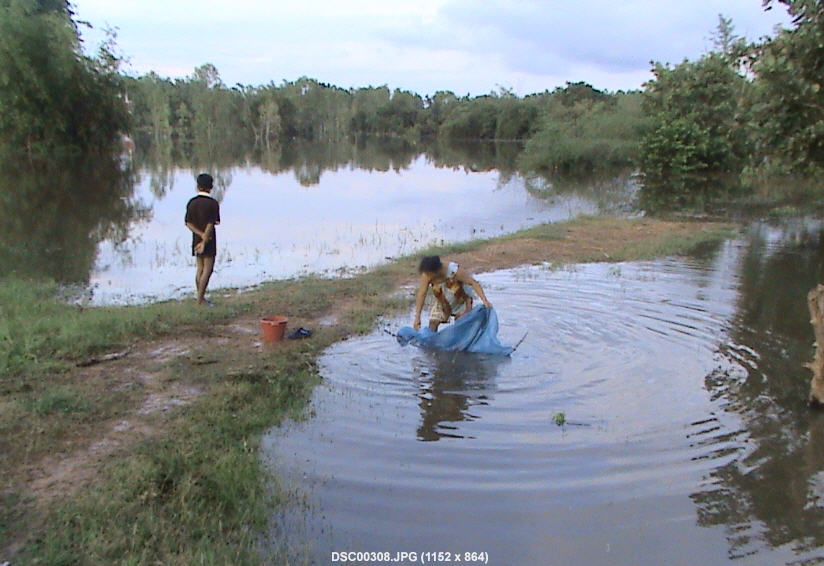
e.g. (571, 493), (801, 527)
(396, 306), (513, 356)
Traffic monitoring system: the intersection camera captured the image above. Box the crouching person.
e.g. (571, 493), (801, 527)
(413, 255), (492, 331)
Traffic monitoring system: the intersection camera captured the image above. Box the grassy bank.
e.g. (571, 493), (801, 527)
(1, 216), (735, 564)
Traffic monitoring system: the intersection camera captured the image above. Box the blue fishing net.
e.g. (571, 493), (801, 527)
(396, 306), (514, 356)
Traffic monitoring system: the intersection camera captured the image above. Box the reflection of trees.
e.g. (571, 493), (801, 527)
(136, 127), (245, 199)
(138, 135), (640, 201)
(134, 136), (176, 199)
(522, 169), (638, 214)
(253, 137), (420, 187)
(424, 139), (522, 182)
(0, 151), (146, 283)
(691, 223), (824, 559)
(412, 351), (505, 441)
(141, 137), (638, 193)
(143, 136), (540, 187)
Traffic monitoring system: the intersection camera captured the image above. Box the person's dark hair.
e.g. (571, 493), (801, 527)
(419, 255), (443, 274)
(196, 173), (214, 190)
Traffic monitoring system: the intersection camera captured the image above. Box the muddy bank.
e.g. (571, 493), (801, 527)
(447, 216), (730, 274)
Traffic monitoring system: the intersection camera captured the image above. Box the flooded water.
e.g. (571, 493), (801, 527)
(0, 139), (624, 304)
(90, 160), (620, 305)
(262, 220), (824, 566)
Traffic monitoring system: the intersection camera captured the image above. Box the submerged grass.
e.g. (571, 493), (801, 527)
(0, 215), (736, 564)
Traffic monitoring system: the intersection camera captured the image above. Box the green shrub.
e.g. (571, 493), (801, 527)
(518, 93), (646, 173)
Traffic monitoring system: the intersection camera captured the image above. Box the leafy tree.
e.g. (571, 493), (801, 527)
(419, 90), (458, 137)
(750, 0), (824, 173)
(710, 14), (746, 61)
(639, 50), (750, 209)
(130, 73), (173, 147)
(495, 97), (539, 140)
(0, 0), (140, 281)
(519, 93), (645, 173)
(259, 96), (281, 149)
(0, 0), (129, 163)
(554, 81), (610, 107)
(438, 95), (500, 140)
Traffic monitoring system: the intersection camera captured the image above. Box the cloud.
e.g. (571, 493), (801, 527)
(395, 0), (788, 77)
(73, 0), (790, 95)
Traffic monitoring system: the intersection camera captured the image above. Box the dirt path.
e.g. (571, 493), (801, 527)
(21, 313), (318, 503)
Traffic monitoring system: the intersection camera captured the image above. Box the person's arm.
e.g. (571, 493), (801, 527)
(186, 222), (206, 239)
(202, 222), (214, 242)
(456, 294), (473, 318)
(457, 270), (491, 307)
(413, 274), (430, 330)
(186, 222), (214, 254)
(185, 223), (214, 241)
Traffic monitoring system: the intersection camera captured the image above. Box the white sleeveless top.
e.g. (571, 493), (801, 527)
(439, 262), (474, 312)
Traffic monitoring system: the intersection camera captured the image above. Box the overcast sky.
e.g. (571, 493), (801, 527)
(73, 0), (790, 96)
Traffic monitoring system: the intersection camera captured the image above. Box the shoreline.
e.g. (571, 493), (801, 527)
(0, 215), (736, 563)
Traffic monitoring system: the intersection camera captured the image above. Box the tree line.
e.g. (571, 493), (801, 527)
(128, 69), (629, 155)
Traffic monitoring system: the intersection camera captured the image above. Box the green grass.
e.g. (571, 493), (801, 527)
(517, 94), (648, 174)
(10, 284), (406, 564)
(767, 205), (803, 218)
(1, 265), (408, 564)
(24, 388), (91, 416)
(0, 278), (247, 377)
(502, 222), (568, 241)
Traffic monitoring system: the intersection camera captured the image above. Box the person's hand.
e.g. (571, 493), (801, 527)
(483, 300), (492, 308)
(413, 318), (421, 331)
(194, 241), (205, 255)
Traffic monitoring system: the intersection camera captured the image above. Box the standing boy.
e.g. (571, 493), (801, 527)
(185, 173), (220, 305)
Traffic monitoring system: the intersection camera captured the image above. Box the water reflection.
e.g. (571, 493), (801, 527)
(693, 220), (824, 561)
(137, 137), (526, 193)
(135, 135), (235, 201)
(1, 137), (638, 303)
(0, 150), (145, 283)
(265, 224), (824, 564)
(412, 351), (504, 441)
(523, 169), (639, 215)
(90, 139), (636, 304)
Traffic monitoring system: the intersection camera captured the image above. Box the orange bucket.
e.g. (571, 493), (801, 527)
(260, 316), (288, 343)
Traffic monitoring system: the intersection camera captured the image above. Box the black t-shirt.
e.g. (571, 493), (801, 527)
(185, 194), (220, 255)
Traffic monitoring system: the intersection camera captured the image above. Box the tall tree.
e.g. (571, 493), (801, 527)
(751, 0), (824, 173)
(0, 0), (138, 281)
(0, 0), (129, 163)
(639, 50), (750, 209)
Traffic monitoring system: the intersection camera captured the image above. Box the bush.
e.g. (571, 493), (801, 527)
(518, 93), (646, 173)
(638, 54), (750, 209)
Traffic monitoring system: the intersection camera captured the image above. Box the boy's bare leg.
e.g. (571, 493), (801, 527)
(195, 256), (204, 301)
(428, 319), (441, 331)
(196, 256), (215, 304)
